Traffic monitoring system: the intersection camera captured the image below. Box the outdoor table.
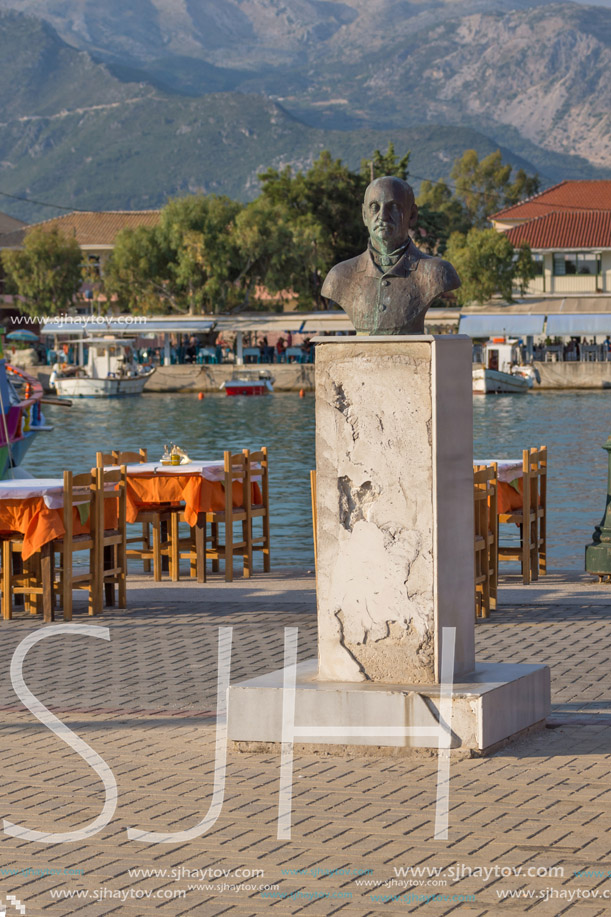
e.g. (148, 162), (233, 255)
(0, 477), (116, 620)
(474, 459), (523, 514)
(124, 460), (263, 581)
(124, 460), (262, 526)
(0, 478), (96, 560)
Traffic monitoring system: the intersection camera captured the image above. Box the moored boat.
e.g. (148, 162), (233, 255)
(50, 337), (155, 398)
(473, 338), (537, 395)
(220, 370), (274, 396)
(0, 361), (53, 479)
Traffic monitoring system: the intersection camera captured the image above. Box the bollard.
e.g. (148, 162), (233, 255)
(585, 433), (611, 582)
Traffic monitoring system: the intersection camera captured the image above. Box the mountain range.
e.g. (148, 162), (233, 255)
(0, 1), (609, 222)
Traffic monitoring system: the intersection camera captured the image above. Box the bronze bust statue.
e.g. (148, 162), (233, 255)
(321, 176), (460, 334)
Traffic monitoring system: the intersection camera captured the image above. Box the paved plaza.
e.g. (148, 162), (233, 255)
(0, 569), (610, 916)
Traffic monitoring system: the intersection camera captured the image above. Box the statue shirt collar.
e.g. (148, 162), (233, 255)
(358, 240), (421, 278)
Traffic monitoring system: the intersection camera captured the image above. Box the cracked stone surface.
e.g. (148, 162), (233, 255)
(314, 337), (475, 687)
(315, 340), (436, 684)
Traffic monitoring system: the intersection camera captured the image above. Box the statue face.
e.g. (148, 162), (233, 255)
(362, 178), (414, 252)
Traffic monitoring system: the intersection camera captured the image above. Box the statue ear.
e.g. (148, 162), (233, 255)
(409, 204), (419, 229)
(362, 203), (368, 227)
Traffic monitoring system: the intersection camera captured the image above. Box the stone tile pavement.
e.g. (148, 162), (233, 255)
(0, 569), (610, 916)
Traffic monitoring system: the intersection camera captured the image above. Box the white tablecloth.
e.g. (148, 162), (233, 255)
(124, 460), (261, 482)
(474, 459), (523, 483)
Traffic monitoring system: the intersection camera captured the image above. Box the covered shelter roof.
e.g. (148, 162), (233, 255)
(546, 314), (611, 336)
(458, 314), (546, 338)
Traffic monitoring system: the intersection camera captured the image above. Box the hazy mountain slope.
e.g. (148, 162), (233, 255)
(0, 0), (607, 170)
(0, 0), (550, 67)
(0, 11), (153, 118)
(0, 8), (605, 222)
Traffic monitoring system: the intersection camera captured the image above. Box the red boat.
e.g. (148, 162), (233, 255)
(220, 372), (274, 396)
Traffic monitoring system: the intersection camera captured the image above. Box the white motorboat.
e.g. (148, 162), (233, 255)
(50, 337), (155, 398)
(473, 338), (537, 394)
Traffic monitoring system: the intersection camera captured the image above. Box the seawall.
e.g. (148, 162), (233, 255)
(33, 361), (611, 393)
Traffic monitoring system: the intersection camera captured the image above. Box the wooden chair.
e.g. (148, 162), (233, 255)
(52, 470), (97, 620)
(310, 469), (317, 570)
(497, 447), (547, 584)
(1, 538), (50, 621)
(94, 465), (127, 610)
(182, 451), (250, 582)
(96, 449), (179, 581)
(242, 447), (270, 575)
(473, 464), (497, 618)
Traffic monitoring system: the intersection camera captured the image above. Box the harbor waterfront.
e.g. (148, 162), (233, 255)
(31, 359), (611, 393)
(21, 389), (611, 572)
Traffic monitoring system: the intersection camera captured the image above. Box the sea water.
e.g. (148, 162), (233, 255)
(24, 391), (611, 570)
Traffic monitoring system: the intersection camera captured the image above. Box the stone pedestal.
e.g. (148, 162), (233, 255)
(315, 336), (474, 685)
(228, 335), (550, 754)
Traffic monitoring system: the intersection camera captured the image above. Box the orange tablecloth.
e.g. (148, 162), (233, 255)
(497, 480), (523, 515)
(0, 498), (117, 560)
(125, 472), (262, 526)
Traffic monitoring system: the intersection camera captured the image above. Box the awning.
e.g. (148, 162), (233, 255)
(458, 314), (546, 338)
(40, 318), (215, 336)
(546, 314), (611, 336)
(302, 318), (355, 332)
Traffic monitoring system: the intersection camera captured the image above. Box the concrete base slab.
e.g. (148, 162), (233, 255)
(228, 659), (551, 756)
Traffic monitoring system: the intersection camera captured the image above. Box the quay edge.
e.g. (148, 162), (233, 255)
(31, 361), (611, 394)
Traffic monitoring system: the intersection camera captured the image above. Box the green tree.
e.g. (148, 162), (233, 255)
(360, 142), (410, 182)
(446, 228), (517, 305)
(105, 195), (244, 314)
(514, 242), (536, 296)
(232, 198), (323, 310)
(450, 150), (540, 228)
(260, 151), (365, 270)
(1, 227), (83, 317)
(104, 225), (172, 314)
(416, 179), (470, 238)
(160, 195), (243, 313)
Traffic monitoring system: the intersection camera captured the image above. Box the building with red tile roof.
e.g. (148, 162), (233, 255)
(490, 181), (611, 229)
(0, 210), (160, 252)
(0, 210), (161, 303)
(0, 211), (27, 235)
(491, 182), (611, 297)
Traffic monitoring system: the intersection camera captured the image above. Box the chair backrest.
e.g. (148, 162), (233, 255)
(223, 450), (249, 515)
(524, 446), (547, 511)
(96, 448), (147, 467)
(62, 469), (95, 548)
(473, 463), (497, 617)
(94, 465), (127, 537)
(310, 468), (317, 568)
(114, 449), (147, 465)
(243, 446), (269, 509)
(96, 452), (115, 468)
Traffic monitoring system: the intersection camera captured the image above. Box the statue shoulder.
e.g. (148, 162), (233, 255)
(417, 250), (461, 293)
(321, 253), (365, 304)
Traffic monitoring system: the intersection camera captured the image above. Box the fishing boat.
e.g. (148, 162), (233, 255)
(0, 360), (53, 479)
(49, 337), (155, 397)
(220, 370), (274, 396)
(473, 338), (538, 395)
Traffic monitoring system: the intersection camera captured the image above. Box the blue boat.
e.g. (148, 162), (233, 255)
(0, 359), (51, 479)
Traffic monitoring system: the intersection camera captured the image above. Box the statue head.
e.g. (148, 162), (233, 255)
(362, 176), (418, 253)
